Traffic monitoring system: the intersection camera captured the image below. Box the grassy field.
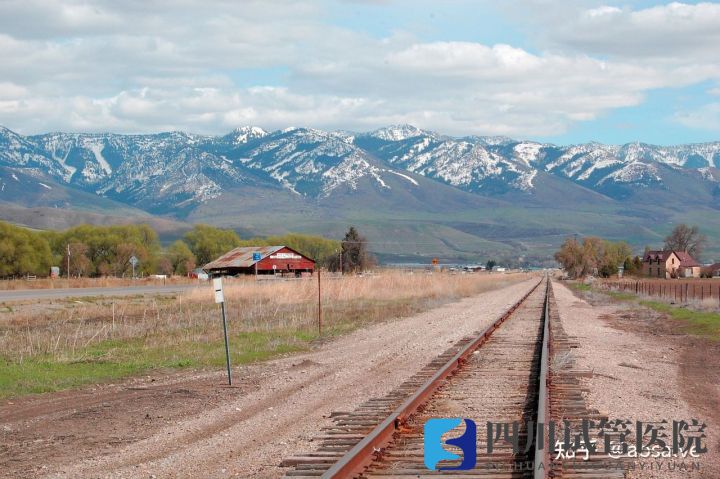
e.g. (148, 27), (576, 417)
(570, 282), (720, 340)
(0, 271), (530, 398)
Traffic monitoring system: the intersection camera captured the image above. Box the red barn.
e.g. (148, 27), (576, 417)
(202, 246), (315, 277)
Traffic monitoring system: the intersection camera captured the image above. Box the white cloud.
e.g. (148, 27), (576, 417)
(0, 0), (719, 138)
(550, 2), (720, 61)
(675, 103), (720, 131)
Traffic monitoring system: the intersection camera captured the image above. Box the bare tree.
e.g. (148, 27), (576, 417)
(62, 242), (92, 277)
(663, 224), (706, 259)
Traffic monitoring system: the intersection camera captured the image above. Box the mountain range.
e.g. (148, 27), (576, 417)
(2, 124), (720, 265)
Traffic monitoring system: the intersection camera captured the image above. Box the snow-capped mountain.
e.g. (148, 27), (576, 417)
(1, 124), (720, 215)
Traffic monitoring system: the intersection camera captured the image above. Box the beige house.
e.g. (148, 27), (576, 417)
(642, 250), (701, 278)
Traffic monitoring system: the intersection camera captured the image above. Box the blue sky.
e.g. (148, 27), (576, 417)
(0, 0), (719, 145)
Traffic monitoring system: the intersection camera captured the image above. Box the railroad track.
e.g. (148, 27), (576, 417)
(283, 277), (624, 478)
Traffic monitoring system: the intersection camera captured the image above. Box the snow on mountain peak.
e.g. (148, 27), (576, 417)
(369, 124), (425, 142)
(512, 142), (543, 165)
(2, 125), (720, 210)
(227, 126), (267, 145)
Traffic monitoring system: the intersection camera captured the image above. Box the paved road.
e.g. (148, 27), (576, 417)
(0, 284), (204, 302)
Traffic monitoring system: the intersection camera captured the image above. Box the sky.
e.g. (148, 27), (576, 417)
(1, 0), (720, 145)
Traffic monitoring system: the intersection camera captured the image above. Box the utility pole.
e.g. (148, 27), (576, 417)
(317, 269), (322, 335)
(339, 244), (343, 275)
(67, 244), (71, 280)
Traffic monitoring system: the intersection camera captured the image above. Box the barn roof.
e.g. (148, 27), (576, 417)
(203, 246), (284, 270)
(203, 245), (314, 271)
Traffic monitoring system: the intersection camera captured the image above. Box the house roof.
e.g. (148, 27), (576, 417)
(644, 250), (672, 261)
(203, 245), (286, 270)
(674, 251), (701, 267)
(643, 250), (700, 267)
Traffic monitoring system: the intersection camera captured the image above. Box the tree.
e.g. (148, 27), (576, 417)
(664, 224), (706, 259)
(486, 260), (497, 270)
(113, 243), (147, 277)
(622, 255), (642, 276)
(167, 240), (196, 275)
(47, 224), (161, 276)
(554, 237), (585, 278)
(62, 242), (92, 277)
(0, 221), (53, 277)
(183, 224), (241, 266)
(554, 236), (632, 278)
(340, 226), (374, 273)
(599, 240), (632, 277)
(157, 256), (174, 276)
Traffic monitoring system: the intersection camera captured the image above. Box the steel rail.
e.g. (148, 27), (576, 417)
(534, 276), (551, 479)
(320, 277), (545, 479)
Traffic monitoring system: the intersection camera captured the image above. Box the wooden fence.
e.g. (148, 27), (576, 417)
(599, 278), (720, 304)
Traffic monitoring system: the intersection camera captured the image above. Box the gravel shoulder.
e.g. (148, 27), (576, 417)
(552, 280), (719, 478)
(1, 277), (538, 479)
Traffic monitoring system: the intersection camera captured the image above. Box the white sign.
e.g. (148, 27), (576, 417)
(129, 255), (139, 266)
(213, 277), (224, 304)
(270, 253), (301, 260)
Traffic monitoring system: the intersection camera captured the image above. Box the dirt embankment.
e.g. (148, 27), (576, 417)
(554, 281), (719, 478)
(1, 278), (538, 479)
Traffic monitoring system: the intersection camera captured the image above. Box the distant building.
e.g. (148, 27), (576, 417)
(642, 250), (701, 278)
(189, 268), (209, 280)
(203, 246), (315, 277)
(702, 263), (720, 278)
(463, 265), (485, 272)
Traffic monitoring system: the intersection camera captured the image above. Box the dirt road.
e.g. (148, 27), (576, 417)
(1, 278), (538, 478)
(0, 284), (201, 302)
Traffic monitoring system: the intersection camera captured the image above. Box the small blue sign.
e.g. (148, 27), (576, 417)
(252, 252), (262, 261)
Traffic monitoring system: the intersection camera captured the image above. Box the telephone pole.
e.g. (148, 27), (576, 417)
(339, 245), (343, 275)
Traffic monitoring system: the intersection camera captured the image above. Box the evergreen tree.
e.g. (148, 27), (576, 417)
(341, 226), (374, 273)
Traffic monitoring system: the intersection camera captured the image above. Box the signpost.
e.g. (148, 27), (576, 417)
(129, 255), (139, 279)
(213, 277), (232, 386)
(253, 252), (261, 279)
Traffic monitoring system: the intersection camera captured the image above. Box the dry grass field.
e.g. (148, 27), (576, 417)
(0, 271), (531, 398)
(0, 275), (199, 290)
